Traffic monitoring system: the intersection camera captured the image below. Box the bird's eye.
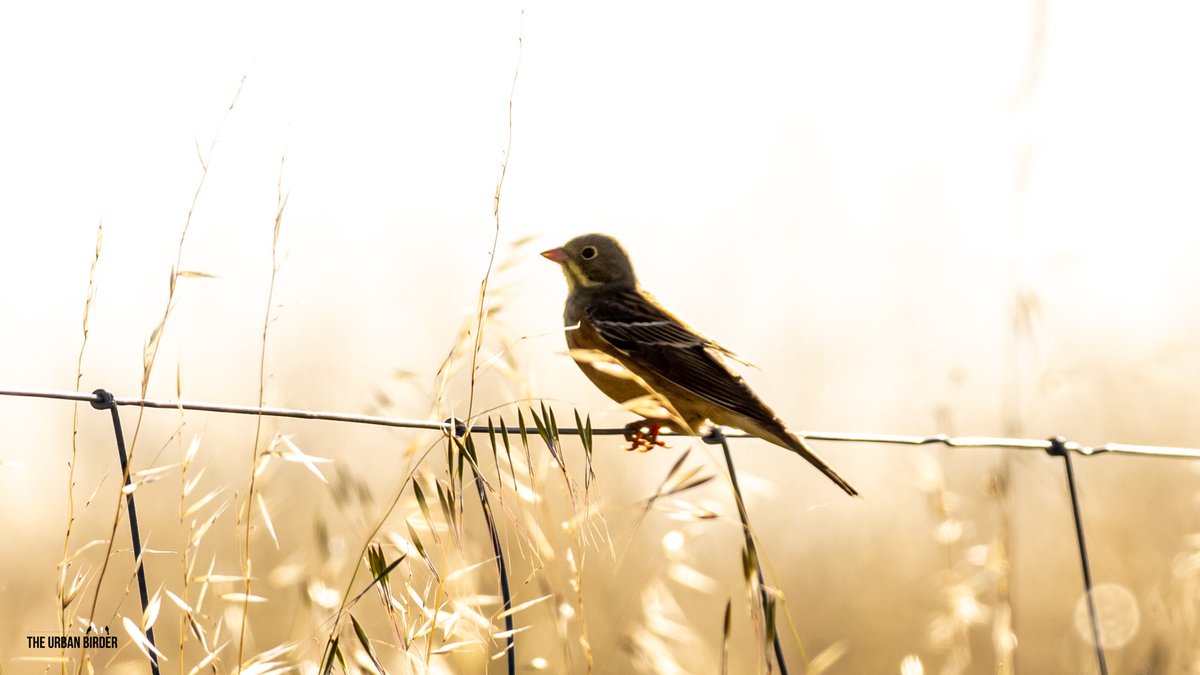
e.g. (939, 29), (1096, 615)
(580, 246), (598, 260)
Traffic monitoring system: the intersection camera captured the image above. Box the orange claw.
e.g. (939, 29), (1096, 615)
(623, 421), (669, 452)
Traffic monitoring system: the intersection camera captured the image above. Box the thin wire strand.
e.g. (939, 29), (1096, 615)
(5, 387), (1200, 460)
(1050, 438), (1109, 675)
(707, 428), (789, 675)
(93, 393), (161, 674)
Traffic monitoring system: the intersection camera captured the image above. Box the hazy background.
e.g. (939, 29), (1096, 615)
(2, 2), (1200, 673)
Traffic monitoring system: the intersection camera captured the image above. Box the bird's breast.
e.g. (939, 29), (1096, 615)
(564, 314), (656, 409)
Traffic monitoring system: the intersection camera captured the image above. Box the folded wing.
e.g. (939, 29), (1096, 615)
(583, 289), (773, 424)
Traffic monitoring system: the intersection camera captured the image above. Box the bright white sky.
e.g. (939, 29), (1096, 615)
(0, 0), (1196, 418)
(2, 0), (1199, 425)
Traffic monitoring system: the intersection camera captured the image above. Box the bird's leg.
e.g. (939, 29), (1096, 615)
(622, 419), (670, 452)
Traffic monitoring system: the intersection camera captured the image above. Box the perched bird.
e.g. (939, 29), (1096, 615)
(542, 233), (858, 497)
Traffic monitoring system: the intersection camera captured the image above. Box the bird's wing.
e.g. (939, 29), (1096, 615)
(582, 289), (772, 423)
(636, 289), (758, 369)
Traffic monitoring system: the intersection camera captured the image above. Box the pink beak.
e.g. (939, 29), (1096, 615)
(541, 247), (568, 263)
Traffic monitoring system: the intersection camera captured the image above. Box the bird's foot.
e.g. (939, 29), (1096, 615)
(623, 420), (669, 452)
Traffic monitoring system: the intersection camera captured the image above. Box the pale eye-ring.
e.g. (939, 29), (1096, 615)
(580, 246), (598, 260)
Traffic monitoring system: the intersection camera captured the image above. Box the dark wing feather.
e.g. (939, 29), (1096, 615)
(583, 289), (773, 423)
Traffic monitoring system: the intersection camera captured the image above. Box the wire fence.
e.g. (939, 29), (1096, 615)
(6, 386), (1199, 459)
(8, 384), (1195, 673)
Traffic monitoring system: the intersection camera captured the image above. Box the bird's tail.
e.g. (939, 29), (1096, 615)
(764, 426), (859, 497)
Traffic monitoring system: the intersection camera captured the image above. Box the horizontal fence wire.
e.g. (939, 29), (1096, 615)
(3, 386), (1200, 460)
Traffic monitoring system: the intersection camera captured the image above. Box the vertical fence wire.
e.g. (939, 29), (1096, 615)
(450, 418), (517, 675)
(1048, 436), (1109, 675)
(706, 428), (789, 675)
(91, 390), (160, 675)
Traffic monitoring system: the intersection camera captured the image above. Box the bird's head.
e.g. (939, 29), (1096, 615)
(541, 233), (637, 292)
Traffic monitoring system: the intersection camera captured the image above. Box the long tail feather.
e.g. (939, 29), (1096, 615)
(767, 427), (859, 497)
